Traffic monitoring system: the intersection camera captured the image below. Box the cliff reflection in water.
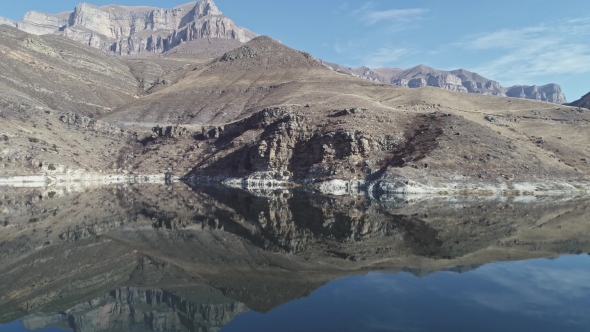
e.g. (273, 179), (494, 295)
(20, 287), (246, 332)
(0, 183), (589, 331)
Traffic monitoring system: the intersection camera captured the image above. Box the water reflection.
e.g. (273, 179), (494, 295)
(17, 287), (246, 332)
(223, 256), (590, 332)
(0, 183), (589, 331)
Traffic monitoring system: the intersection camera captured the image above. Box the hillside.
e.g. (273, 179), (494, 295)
(0, 25), (139, 116)
(0, 27), (587, 193)
(104, 36), (564, 127)
(570, 91), (590, 109)
(97, 36), (590, 193)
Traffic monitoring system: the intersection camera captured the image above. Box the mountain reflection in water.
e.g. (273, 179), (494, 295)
(0, 183), (589, 331)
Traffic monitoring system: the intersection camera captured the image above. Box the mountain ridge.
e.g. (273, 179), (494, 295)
(0, 2), (569, 104)
(321, 61), (567, 104)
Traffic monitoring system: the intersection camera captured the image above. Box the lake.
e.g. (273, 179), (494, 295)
(0, 183), (588, 331)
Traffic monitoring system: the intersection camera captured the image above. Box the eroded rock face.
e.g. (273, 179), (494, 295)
(183, 107), (402, 182)
(505, 84), (567, 104)
(6, 0), (255, 55)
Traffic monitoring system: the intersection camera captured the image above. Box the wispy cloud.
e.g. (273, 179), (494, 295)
(364, 8), (429, 25)
(363, 47), (415, 68)
(334, 40), (415, 68)
(458, 17), (590, 84)
(328, 2), (427, 69)
(352, 2), (429, 31)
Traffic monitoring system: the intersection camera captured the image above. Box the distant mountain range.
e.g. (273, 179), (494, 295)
(0, 0), (256, 55)
(320, 61), (568, 104)
(0, 0), (571, 104)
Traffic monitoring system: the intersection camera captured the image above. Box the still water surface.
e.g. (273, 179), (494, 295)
(0, 183), (588, 331)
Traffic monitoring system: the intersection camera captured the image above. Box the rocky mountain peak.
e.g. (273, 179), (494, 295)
(2, 0), (255, 55)
(196, 0), (223, 17)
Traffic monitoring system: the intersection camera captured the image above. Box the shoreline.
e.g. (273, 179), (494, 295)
(185, 176), (590, 198)
(2, 173), (589, 198)
(0, 173), (177, 188)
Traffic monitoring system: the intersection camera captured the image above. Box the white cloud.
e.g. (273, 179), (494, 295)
(363, 47), (414, 68)
(365, 8), (429, 25)
(458, 17), (590, 84)
(351, 2), (428, 31)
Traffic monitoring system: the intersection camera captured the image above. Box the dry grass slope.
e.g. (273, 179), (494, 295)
(0, 25), (140, 117)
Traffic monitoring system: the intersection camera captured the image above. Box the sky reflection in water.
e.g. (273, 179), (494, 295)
(221, 255), (590, 332)
(1, 255), (589, 332)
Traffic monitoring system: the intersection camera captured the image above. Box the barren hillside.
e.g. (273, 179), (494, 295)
(0, 26), (140, 117)
(98, 37), (590, 191)
(570, 91), (590, 109)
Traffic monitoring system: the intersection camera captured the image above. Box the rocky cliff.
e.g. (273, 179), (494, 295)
(321, 62), (568, 104)
(1, 0), (256, 55)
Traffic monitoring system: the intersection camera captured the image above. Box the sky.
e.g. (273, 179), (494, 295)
(2, 0), (590, 101)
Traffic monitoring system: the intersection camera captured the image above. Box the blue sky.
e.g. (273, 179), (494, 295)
(3, 0), (590, 101)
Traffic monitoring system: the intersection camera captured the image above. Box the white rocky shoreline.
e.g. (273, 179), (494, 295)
(183, 175), (590, 198)
(0, 173), (178, 188)
(2, 172), (589, 199)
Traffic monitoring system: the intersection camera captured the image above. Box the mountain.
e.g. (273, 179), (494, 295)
(0, 0), (256, 55)
(102, 35), (332, 125)
(0, 5), (588, 194)
(569, 91), (590, 109)
(100, 36), (590, 193)
(321, 62), (567, 104)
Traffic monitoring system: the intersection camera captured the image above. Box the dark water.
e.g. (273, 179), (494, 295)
(0, 183), (589, 331)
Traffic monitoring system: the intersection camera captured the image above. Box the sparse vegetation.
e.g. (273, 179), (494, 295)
(48, 191), (56, 199)
(29, 137), (40, 143)
(48, 164), (56, 171)
(29, 218), (39, 223)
